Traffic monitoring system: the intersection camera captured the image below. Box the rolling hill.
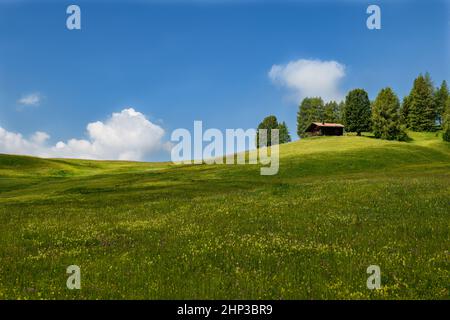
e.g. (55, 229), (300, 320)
(0, 132), (449, 299)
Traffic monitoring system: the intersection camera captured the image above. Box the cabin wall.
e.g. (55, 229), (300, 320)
(322, 127), (343, 136)
(306, 125), (343, 136)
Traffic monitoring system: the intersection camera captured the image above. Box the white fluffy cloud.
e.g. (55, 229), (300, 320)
(269, 58), (346, 102)
(0, 128), (50, 156)
(18, 93), (42, 106)
(0, 108), (166, 161)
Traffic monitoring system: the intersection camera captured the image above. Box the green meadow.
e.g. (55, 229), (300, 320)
(0, 132), (449, 299)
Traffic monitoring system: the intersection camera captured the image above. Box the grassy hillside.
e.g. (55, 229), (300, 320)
(0, 132), (449, 299)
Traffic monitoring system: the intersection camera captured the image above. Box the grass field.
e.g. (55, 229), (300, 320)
(0, 132), (449, 299)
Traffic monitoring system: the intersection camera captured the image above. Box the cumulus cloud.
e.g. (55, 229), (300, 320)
(0, 108), (166, 161)
(18, 92), (42, 106)
(269, 58), (346, 102)
(0, 128), (50, 156)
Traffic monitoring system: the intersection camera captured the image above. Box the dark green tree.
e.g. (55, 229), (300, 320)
(443, 97), (450, 142)
(435, 80), (449, 127)
(343, 89), (371, 136)
(408, 74), (437, 131)
(323, 101), (341, 123)
(338, 101), (345, 123)
(400, 95), (411, 127)
(371, 87), (407, 141)
(297, 97), (324, 137)
(277, 121), (291, 144)
(256, 115), (279, 147)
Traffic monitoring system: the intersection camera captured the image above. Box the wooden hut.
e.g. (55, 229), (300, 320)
(305, 122), (344, 136)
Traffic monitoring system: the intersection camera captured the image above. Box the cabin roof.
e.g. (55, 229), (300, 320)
(311, 122), (345, 128)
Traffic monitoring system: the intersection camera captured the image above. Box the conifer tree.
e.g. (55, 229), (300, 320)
(343, 89), (371, 136)
(323, 101), (341, 123)
(408, 74), (437, 131)
(443, 97), (450, 142)
(256, 115), (278, 147)
(371, 87), (407, 141)
(277, 121), (291, 144)
(297, 97), (324, 137)
(256, 116), (291, 146)
(400, 95), (411, 127)
(435, 80), (449, 127)
(338, 101), (345, 123)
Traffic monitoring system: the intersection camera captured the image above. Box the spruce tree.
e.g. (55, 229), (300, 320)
(443, 97), (450, 142)
(435, 80), (449, 127)
(277, 122), (292, 144)
(400, 95), (411, 127)
(297, 97), (324, 137)
(338, 101), (345, 123)
(343, 89), (371, 136)
(408, 74), (437, 131)
(323, 101), (341, 123)
(371, 87), (407, 141)
(256, 117), (291, 146)
(256, 115), (278, 147)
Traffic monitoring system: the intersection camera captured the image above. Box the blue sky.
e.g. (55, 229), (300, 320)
(0, 0), (449, 161)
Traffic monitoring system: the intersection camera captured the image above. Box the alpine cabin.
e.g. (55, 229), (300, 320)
(305, 122), (344, 136)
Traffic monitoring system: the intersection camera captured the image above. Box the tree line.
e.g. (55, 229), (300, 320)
(257, 73), (450, 145)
